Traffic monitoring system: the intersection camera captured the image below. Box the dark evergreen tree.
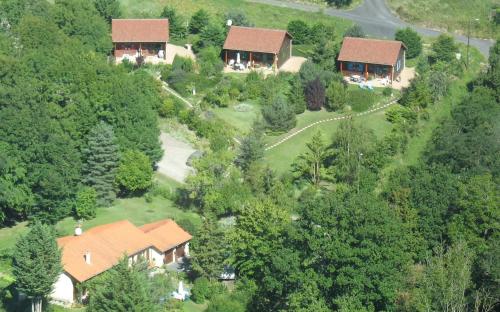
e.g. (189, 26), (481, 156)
(236, 121), (265, 172)
(289, 75), (307, 114)
(305, 77), (325, 111)
(160, 6), (187, 39)
(262, 96), (297, 133)
(191, 215), (227, 280)
(87, 257), (155, 312)
(82, 121), (119, 206)
(189, 9), (210, 34)
(12, 222), (62, 312)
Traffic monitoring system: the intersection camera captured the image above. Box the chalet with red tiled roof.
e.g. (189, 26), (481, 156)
(112, 19), (169, 63)
(51, 219), (191, 305)
(338, 37), (406, 82)
(223, 26), (293, 70)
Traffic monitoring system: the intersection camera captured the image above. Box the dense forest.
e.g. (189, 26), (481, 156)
(0, 0), (162, 224)
(0, 0), (499, 311)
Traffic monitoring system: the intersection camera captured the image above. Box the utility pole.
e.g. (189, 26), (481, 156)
(466, 18), (479, 69)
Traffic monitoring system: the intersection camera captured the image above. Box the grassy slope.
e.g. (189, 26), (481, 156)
(119, 0), (352, 35)
(387, 0), (499, 39)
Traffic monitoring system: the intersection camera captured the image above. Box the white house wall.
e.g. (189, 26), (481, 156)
(150, 248), (164, 267)
(51, 272), (74, 304)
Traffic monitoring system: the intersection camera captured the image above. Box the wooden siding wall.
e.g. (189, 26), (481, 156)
(277, 36), (292, 68)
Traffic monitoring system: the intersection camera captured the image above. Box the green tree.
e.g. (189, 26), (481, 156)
(75, 186), (97, 220)
(428, 70), (450, 101)
(53, 0), (111, 53)
(399, 75), (432, 110)
(12, 222), (62, 312)
(289, 75), (306, 114)
(287, 20), (310, 44)
(224, 10), (253, 27)
(189, 9), (210, 34)
(311, 38), (339, 71)
(325, 80), (347, 111)
(87, 257), (155, 312)
(115, 150), (153, 194)
(292, 131), (330, 186)
(0, 143), (33, 223)
(83, 121), (119, 206)
(431, 34), (458, 63)
(236, 120), (265, 172)
(196, 22), (227, 50)
(160, 6), (187, 39)
(198, 46), (224, 77)
(262, 95), (297, 133)
(94, 0), (121, 23)
(395, 27), (422, 58)
(190, 216), (227, 280)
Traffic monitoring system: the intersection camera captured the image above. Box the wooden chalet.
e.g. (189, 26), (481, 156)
(338, 37), (406, 82)
(222, 26), (292, 70)
(112, 19), (169, 63)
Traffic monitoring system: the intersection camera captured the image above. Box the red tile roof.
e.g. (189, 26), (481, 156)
(337, 37), (406, 66)
(140, 219), (192, 252)
(112, 19), (169, 43)
(223, 26), (290, 54)
(57, 219), (191, 282)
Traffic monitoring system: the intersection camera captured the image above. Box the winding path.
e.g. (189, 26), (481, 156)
(264, 98), (398, 151)
(249, 0), (494, 57)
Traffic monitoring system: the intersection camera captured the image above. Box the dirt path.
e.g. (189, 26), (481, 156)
(157, 132), (195, 183)
(265, 98), (398, 151)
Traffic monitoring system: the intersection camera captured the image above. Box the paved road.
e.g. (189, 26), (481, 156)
(250, 0), (494, 57)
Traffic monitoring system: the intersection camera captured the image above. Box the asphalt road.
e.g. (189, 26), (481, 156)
(250, 0), (494, 57)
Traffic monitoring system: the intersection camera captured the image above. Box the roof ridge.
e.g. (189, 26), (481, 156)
(230, 25), (287, 33)
(344, 36), (402, 44)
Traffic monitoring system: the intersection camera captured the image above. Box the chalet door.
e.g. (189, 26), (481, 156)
(164, 250), (174, 264)
(176, 245), (185, 258)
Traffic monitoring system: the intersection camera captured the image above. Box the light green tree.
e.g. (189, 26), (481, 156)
(292, 131), (330, 186)
(115, 150), (153, 193)
(75, 186), (97, 219)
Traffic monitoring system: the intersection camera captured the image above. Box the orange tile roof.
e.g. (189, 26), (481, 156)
(337, 37), (406, 66)
(57, 219), (190, 282)
(223, 26), (290, 54)
(140, 219), (192, 252)
(112, 19), (169, 43)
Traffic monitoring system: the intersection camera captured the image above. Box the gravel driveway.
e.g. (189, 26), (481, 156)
(157, 132), (195, 183)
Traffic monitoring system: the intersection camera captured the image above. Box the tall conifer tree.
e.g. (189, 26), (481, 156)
(12, 222), (62, 312)
(82, 121), (119, 206)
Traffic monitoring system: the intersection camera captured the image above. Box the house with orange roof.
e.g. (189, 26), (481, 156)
(51, 219), (191, 305)
(338, 37), (407, 83)
(112, 19), (170, 64)
(222, 26), (293, 70)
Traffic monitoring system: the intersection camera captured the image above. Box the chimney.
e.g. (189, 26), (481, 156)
(74, 224), (82, 236)
(84, 251), (91, 265)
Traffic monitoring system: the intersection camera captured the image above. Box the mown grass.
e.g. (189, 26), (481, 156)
(119, 0), (352, 37)
(387, 0), (499, 39)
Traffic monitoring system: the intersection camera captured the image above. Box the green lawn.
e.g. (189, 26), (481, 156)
(387, 0), (499, 39)
(212, 101), (260, 136)
(119, 0), (352, 37)
(264, 108), (391, 173)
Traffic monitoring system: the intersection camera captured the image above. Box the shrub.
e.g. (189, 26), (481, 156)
(224, 10), (254, 27)
(198, 46), (224, 77)
(191, 277), (211, 303)
(382, 87), (393, 97)
(431, 34), (457, 63)
(262, 96), (297, 133)
(348, 89), (375, 112)
(344, 24), (365, 38)
(172, 55), (194, 73)
(75, 187), (97, 220)
(325, 80), (347, 111)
